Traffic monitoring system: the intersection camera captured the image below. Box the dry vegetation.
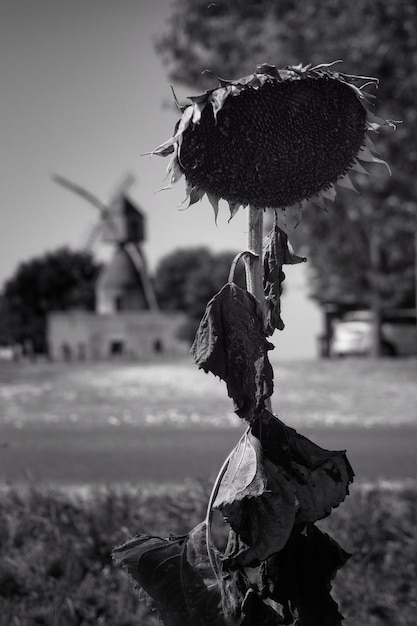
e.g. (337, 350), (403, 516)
(0, 482), (416, 625)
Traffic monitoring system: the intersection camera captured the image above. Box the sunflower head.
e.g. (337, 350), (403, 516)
(153, 62), (396, 221)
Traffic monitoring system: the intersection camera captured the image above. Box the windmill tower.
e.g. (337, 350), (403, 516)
(53, 173), (158, 315)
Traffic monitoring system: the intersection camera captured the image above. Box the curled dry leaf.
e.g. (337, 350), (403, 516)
(191, 283), (274, 421)
(213, 432), (296, 568)
(218, 566), (250, 624)
(113, 527), (227, 626)
(112, 534), (189, 626)
(213, 412), (353, 568)
(263, 216), (306, 336)
(252, 410), (354, 524)
(261, 524), (351, 626)
(240, 588), (284, 625)
(212, 432), (266, 507)
(181, 522), (226, 625)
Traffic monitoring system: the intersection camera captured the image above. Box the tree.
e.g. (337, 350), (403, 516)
(0, 248), (101, 353)
(153, 247), (213, 312)
(156, 0), (417, 354)
(302, 184), (416, 309)
(154, 247), (245, 341)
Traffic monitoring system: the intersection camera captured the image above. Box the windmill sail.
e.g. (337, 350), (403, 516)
(53, 172), (159, 312)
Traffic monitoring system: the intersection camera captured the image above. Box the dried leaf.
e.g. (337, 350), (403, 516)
(219, 566), (249, 623)
(263, 524), (351, 626)
(213, 412), (352, 569)
(250, 409), (291, 469)
(213, 433), (266, 508)
(252, 410), (354, 524)
(181, 522), (226, 625)
(215, 433), (296, 568)
(263, 218), (306, 336)
(285, 420), (354, 523)
(240, 588), (284, 625)
(112, 534), (189, 626)
(191, 283), (274, 421)
(292, 456), (353, 524)
(114, 527), (228, 626)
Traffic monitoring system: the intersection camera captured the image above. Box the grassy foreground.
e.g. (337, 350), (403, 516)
(0, 482), (416, 626)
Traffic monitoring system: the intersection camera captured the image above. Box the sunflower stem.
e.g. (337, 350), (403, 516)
(245, 206), (266, 319)
(245, 207), (273, 413)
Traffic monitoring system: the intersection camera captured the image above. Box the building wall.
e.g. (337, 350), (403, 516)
(47, 311), (189, 361)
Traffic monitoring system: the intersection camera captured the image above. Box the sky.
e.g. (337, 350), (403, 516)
(0, 0), (321, 358)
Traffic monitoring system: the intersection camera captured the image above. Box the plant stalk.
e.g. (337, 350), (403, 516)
(245, 206), (272, 413)
(245, 206), (266, 319)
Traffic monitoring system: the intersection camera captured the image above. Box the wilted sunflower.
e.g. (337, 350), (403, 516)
(153, 61), (396, 222)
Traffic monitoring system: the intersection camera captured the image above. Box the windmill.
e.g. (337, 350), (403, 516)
(53, 173), (159, 313)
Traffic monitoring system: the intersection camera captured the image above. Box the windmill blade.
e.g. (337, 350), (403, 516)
(108, 172), (136, 209)
(52, 174), (107, 212)
(53, 173), (123, 242)
(100, 209), (124, 242)
(84, 221), (105, 250)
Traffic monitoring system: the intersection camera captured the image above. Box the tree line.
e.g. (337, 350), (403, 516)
(0, 246), (244, 353)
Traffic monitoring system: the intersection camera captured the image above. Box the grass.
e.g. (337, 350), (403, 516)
(0, 482), (416, 625)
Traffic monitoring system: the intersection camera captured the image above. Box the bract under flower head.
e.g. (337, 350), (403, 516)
(153, 61), (397, 222)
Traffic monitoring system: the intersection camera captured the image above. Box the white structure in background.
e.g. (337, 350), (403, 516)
(48, 175), (187, 361)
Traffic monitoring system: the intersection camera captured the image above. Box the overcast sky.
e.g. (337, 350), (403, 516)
(0, 0), (321, 358)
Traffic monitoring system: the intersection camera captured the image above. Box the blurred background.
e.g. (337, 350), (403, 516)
(0, 1), (416, 624)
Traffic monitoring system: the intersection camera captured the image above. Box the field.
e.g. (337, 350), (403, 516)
(0, 355), (416, 624)
(0, 482), (416, 625)
(0, 355), (416, 485)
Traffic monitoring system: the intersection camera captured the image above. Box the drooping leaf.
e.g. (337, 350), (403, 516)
(240, 588), (285, 626)
(181, 522), (226, 625)
(112, 534), (190, 626)
(213, 433), (266, 507)
(114, 526), (230, 626)
(263, 216), (306, 336)
(219, 565), (249, 623)
(213, 412), (353, 568)
(184, 525), (250, 623)
(263, 524), (351, 626)
(250, 409), (291, 469)
(191, 282), (274, 421)
(214, 433), (296, 568)
(252, 410), (354, 523)
(288, 431), (354, 524)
